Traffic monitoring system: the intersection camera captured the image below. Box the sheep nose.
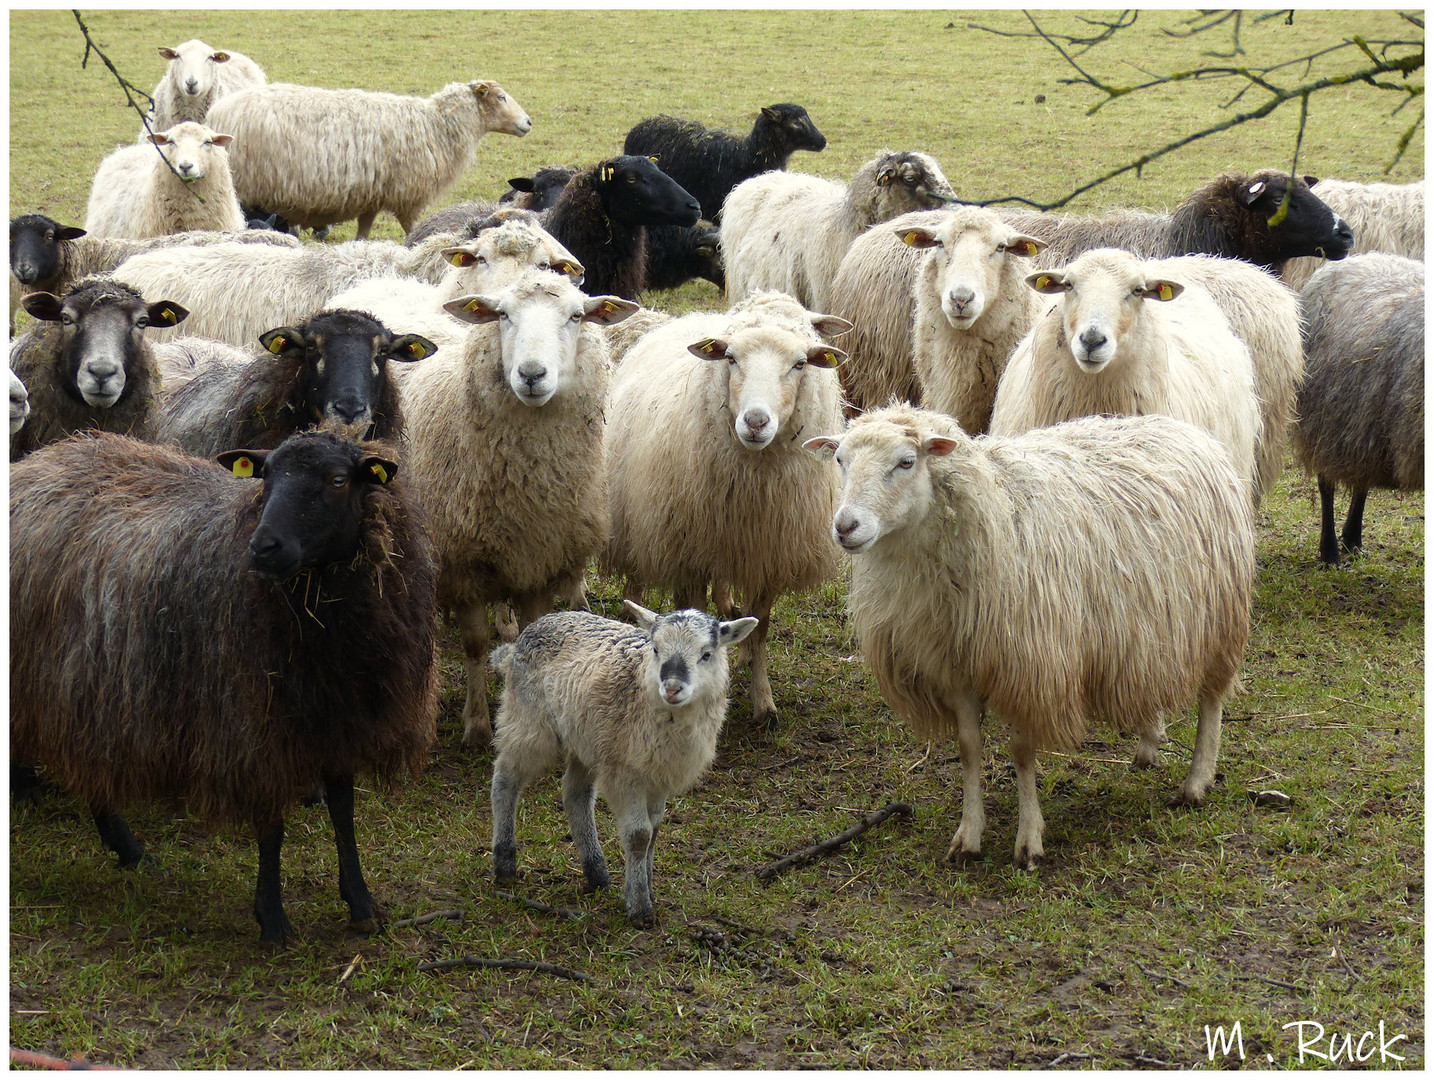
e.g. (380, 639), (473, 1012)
(1334, 219), (1354, 243)
(331, 397), (367, 423)
(518, 362), (547, 388)
(663, 681), (685, 703)
(949, 287), (975, 314)
(742, 409), (770, 434)
(834, 510), (861, 539)
(1078, 328), (1107, 352)
(184, 78), (199, 94)
(87, 359), (120, 381)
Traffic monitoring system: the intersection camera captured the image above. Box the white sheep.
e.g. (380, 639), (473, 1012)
(84, 122), (244, 240)
(206, 79), (532, 238)
(1281, 178), (1425, 290)
(604, 291), (850, 727)
(720, 149), (955, 312)
(9, 368), (30, 435)
(804, 406), (1254, 868)
(989, 248), (1261, 500)
(152, 336), (253, 399)
(489, 602), (758, 927)
(142, 40), (266, 135)
(399, 270), (637, 748)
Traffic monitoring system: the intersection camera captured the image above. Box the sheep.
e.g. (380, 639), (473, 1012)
(142, 39), (266, 134)
(498, 164), (578, 211)
(541, 155), (702, 299)
(489, 602), (758, 926)
(404, 165), (580, 248)
(828, 169), (1352, 414)
(604, 291), (851, 727)
(10, 429), (439, 942)
(206, 78), (532, 239)
(1291, 252), (1425, 565)
(155, 309), (435, 459)
(622, 103), (827, 222)
(152, 336), (254, 397)
(84, 122), (245, 239)
(404, 200), (498, 248)
(1281, 178), (1425, 290)
(720, 149), (956, 312)
(988, 249), (1261, 499)
(398, 269), (638, 747)
(643, 220), (725, 293)
(803, 406), (1254, 868)
(9, 276), (187, 459)
(9, 367), (29, 434)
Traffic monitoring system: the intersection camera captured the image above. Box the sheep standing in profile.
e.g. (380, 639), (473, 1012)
(1281, 178), (1424, 290)
(1292, 252), (1425, 565)
(805, 406), (1254, 868)
(490, 602), (757, 927)
(142, 39), (266, 134)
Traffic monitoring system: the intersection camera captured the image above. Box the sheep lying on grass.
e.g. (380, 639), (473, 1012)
(490, 602), (757, 927)
(143, 39), (266, 134)
(84, 122), (244, 239)
(805, 406), (1254, 868)
(10, 429), (439, 942)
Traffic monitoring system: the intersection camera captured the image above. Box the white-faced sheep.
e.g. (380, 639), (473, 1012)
(399, 270), (638, 747)
(804, 406), (1254, 868)
(1281, 178), (1425, 290)
(142, 39), (266, 135)
(84, 122), (245, 239)
(206, 78), (532, 238)
(10, 429), (439, 942)
(604, 291), (851, 727)
(9, 276), (188, 459)
(989, 248), (1261, 499)
(490, 602), (758, 927)
(9, 368), (29, 434)
(1292, 252), (1425, 565)
(720, 149), (956, 312)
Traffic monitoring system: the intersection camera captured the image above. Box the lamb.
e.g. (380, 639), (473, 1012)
(720, 149), (956, 312)
(622, 104), (827, 222)
(206, 78), (532, 238)
(1281, 178), (1425, 290)
(498, 164), (578, 211)
(142, 39), (266, 134)
(604, 291), (851, 727)
(9, 368), (29, 434)
(10, 429), (439, 942)
(988, 249), (1261, 499)
(155, 309), (435, 459)
(84, 122), (245, 239)
(803, 406), (1254, 868)
(489, 602), (758, 927)
(404, 165), (578, 247)
(643, 220), (725, 292)
(398, 270), (638, 747)
(9, 276), (187, 459)
(1291, 252), (1425, 565)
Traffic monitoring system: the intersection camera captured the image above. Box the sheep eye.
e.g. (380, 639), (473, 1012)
(134, 316), (150, 329)
(626, 175), (638, 183)
(60, 312), (74, 326)
(537, 261), (550, 271)
(475, 254), (488, 265)
(700, 650), (713, 662)
(570, 312), (583, 322)
(793, 359), (807, 371)
(331, 474), (349, 488)
(44, 230), (55, 242)
(897, 456), (916, 470)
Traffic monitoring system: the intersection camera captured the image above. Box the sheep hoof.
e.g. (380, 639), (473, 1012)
(1131, 752), (1160, 770)
(460, 722), (494, 750)
(1169, 787), (1208, 808)
(751, 705), (780, 731)
(943, 843), (982, 866)
(1012, 844), (1044, 872)
(348, 910), (385, 935)
(627, 908), (656, 929)
(257, 916), (295, 947)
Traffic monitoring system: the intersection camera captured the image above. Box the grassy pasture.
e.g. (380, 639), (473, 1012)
(8, 7), (1425, 1070)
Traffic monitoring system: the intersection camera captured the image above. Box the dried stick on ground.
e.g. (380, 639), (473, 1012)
(390, 909), (465, 929)
(490, 889), (585, 920)
(417, 956), (594, 983)
(755, 801), (914, 881)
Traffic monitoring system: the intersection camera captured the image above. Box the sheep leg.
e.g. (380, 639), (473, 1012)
(354, 211), (378, 241)
(517, 591), (552, 631)
(611, 789), (657, 927)
(253, 818), (294, 945)
(712, 581), (739, 619)
(90, 805), (145, 868)
(1132, 720), (1166, 769)
(12, 764), (47, 805)
(1010, 731), (1045, 871)
(746, 594), (778, 728)
(456, 603), (494, 748)
(644, 797), (667, 908)
(1172, 694), (1223, 807)
(1341, 486), (1369, 557)
(323, 772), (382, 932)
(1317, 476), (1342, 565)
(673, 579), (707, 612)
(944, 690), (986, 863)
(490, 759), (528, 885)
(562, 759), (610, 892)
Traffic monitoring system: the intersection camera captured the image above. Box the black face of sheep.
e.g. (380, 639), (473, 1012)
(758, 103), (827, 153)
(257, 309), (436, 438)
(499, 165), (576, 211)
(1237, 172), (1355, 265)
(217, 432), (400, 581)
(10, 214), (86, 286)
(22, 279), (187, 408)
(597, 156), (702, 228)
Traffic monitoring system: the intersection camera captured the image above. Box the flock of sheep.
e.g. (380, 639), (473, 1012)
(8, 37), (1426, 937)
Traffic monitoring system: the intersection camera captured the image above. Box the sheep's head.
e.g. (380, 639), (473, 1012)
(146, 121), (233, 184)
(900, 208), (1046, 331)
(1188, 170), (1355, 269)
(470, 79), (532, 137)
(1026, 249), (1183, 372)
(757, 103), (827, 154)
(594, 156), (701, 228)
(439, 217), (584, 294)
(158, 40), (230, 100)
(626, 601), (757, 711)
(499, 165), (576, 211)
(869, 150), (956, 217)
(10, 214), (85, 286)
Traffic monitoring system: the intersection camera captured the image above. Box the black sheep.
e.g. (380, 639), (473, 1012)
(10, 429), (440, 943)
(643, 220), (724, 292)
(497, 164), (578, 211)
(623, 104), (827, 222)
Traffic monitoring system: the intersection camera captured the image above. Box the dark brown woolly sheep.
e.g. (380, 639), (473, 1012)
(10, 429), (439, 943)
(9, 275), (187, 460)
(644, 220), (724, 292)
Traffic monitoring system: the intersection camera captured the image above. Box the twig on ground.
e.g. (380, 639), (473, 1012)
(390, 908), (465, 929)
(337, 952), (362, 984)
(761, 755), (804, 772)
(1232, 972), (1307, 994)
(1133, 1054), (1171, 1067)
(1334, 945), (1361, 983)
(1044, 1050), (1093, 1068)
(490, 890), (584, 920)
(755, 801), (913, 882)
(1137, 962), (1191, 989)
(417, 956), (594, 983)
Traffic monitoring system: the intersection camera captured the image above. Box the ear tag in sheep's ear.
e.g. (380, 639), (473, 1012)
(404, 341), (431, 360)
(877, 172), (892, 186)
(601, 165), (614, 182)
(903, 231), (921, 246)
(266, 334), (290, 354)
(1035, 275), (1054, 290)
(557, 260), (581, 277)
(1013, 241), (1040, 257)
(448, 252), (475, 267)
(462, 299), (482, 312)
(158, 307), (177, 323)
(649, 155), (659, 164)
(231, 456), (254, 478)
(1157, 283), (1174, 301)
(369, 463), (389, 484)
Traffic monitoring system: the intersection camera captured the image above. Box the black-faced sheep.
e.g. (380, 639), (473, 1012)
(143, 39), (266, 134)
(804, 406), (1254, 868)
(9, 276), (188, 459)
(1291, 252), (1425, 565)
(10, 429), (439, 942)
(499, 164), (578, 211)
(721, 149), (956, 312)
(206, 78), (532, 238)
(622, 104), (827, 222)
(84, 122), (245, 239)
(643, 220), (725, 292)
(1281, 178), (1425, 290)
(490, 602), (758, 927)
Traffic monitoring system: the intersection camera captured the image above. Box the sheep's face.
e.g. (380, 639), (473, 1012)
(901, 210), (1046, 331)
(471, 80), (533, 137)
(147, 122), (233, 184)
(500, 166), (577, 212)
(873, 151), (956, 216)
(1027, 252), (1183, 373)
(220, 431), (397, 582)
(158, 40), (229, 100)
(687, 327), (845, 450)
(440, 221), (584, 296)
(596, 157), (701, 228)
(9, 368), (30, 435)
(21, 280), (187, 408)
(10, 214), (85, 286)
(1231, 171), (1354, 265)
(626, 602), (757, 711)
(758, 103), (828, 153)
(805, 413), (961, 555)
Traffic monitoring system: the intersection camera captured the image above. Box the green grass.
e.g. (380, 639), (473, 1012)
(9, 7), (1425, 1071)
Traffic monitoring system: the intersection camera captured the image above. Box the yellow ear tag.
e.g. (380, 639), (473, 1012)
(462, 299), (481, 312)
(266, 335), (288, 354)
(649, 156), (659, 164)
(1036, 276), (1053, 290)
(231, 456), (254, 478)
(1019, 242), (1037, 257)
(407, 342), (429, 359)
(369, 463), (389, 484)
(823, 351), (837, 363)
(603, 300), (619, 313)
(448, 252), (471, 267)
(1158, 283), (1174, 301)
(560, 262), (579, 276)
(160, 307), (175, 323)
(602, 166), (613, 181)
(903, 231), (920, 246)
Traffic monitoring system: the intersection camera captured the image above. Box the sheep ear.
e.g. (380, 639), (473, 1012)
(507, 177), (537, 193)
(876, 167), (895, 187)
(146, 133), (171, 147)
(388, 335), (438, 362)
(597, 161), (618, 184)
(57, 225), (87, 241)
(209, 134), (234, 148)
(1240, 179), (1267, 205)
(809, 312), (854, 338)
(443, 295), (502, 324)
(211, 51), (231, 63)
(760, 106), (781, 122)
(442, 247), (477, 267)
(582, 296), (639, 325)
(146, 300), (189, 327)
(20, 292), (63, 321)
(216, 449), (268, 478)
(805, 344), (847, 369)
(157, 46), (179, 60)
(360, 455), (398, 485)
(555, 259), (585, 281)
(688, 337), (730, 361)
(1302, 174), (1320, 188)
(898, 226), (941, 249)
(259, 326), (304, 353)
(719, 616), (760, 648)
(624, 599), (659, 632)
(1136, 280), (1183, 302)
(924, 435), (958, 457)
(803, 435), (841, 460)
(1026, 271), (1070, 295)
(473, 82), (492, 98)
(1004, 235), (1046, 258)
